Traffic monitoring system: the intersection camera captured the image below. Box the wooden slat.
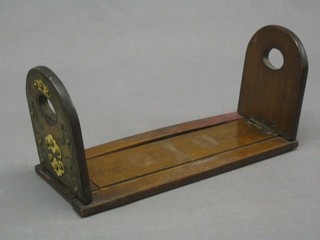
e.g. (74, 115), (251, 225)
(85, 112), (242, 159)
(73, 137), (297, 217)
(87, 119), (275, 188)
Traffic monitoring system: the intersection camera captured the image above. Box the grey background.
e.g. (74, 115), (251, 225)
(1, 1), (320, 239)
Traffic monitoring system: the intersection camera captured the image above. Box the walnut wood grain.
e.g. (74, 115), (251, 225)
(87, 118), (275, 188)
(85, 112), (242, 159)
(73, 136), (297, 217)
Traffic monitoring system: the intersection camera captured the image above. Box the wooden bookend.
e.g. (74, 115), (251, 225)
(26, 25), (308, 217)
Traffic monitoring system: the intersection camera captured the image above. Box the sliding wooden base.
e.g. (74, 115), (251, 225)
(36, 112), (297, 217)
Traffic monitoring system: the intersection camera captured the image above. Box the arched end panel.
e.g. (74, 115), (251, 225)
(26, 66), (92, 204)
(238, 25), (308, 140)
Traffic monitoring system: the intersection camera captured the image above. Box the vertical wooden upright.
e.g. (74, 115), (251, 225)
(238, 25), (308, 140)
(26, 66), (92, 204)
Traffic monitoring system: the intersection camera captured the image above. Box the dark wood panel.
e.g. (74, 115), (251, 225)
(27, 66), (92, 204)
